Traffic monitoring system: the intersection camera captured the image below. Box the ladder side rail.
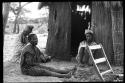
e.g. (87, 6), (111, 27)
(87, 46), (105, 81)
(100, 44), (114, 74)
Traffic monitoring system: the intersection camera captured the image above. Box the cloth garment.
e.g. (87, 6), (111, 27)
(76, 41), (97, 65)
(11, 33), (28, 63)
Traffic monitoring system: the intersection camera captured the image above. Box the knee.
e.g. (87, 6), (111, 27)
(76, 55), (80, 62)
(45, 58), (51, 62)
(76, 56), (78, 61)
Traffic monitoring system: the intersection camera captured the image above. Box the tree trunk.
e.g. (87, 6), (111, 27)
(13, 15), (17, 33)
(45, 2), (71, 61)
(13, 15), (19, 33)
(3, 3), (10, 44)
(17, 23), (20, 34)
(91, 2), (114, 64)
(16, 16), (20, 34)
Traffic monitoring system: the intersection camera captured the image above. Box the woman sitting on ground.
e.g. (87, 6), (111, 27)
(76, 29), (97, 67)
(20, 34), (77, 78)
(11, 25), (34, 63)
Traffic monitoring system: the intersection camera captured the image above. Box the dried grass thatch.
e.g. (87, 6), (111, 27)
(38, 1), (123, 10)
(104, 1), (122, 8)
(94, 1), (122, 8)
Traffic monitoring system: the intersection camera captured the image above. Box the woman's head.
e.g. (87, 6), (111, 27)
(28, 34), (38, 46)
(23, 25), (34, 35)
(85, 29), (94, 43)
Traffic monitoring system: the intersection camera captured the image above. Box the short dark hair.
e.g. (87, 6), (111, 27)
(24, 25), (34, 32)
(28, 34), (36, 42)
(27, 25), (34, 30)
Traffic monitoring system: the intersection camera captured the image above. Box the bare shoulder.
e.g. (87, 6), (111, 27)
(80, 41), (86, 45)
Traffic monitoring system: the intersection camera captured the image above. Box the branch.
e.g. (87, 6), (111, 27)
(21, 2), (32, 9)
(15, 2), (32, 15)
(10, 6), (18, 15)
(22, 8), (31, 12)
(19, 2), (21, 7)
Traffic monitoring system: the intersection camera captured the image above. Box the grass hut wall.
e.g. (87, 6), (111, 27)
(91, 1), (123, 66)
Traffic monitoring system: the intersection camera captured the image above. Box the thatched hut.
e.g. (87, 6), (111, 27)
(38, 1), (123, 66)
(91, 1), (123, 66)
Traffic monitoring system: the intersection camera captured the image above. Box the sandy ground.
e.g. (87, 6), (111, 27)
(3, 34), (124, 82)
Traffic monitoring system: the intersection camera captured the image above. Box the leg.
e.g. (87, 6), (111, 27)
(38, 65), (71, 74)
(42, 69), (71, 78)
(76, 49), (91, 67)
(27, 66), (72, 78)
(82, 49), (90, 64)
(76, 47), (85, 64)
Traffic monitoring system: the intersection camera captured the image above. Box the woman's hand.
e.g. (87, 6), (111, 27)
(40, 55), (46, 62)
(45, 55), (51, 60)
(48, 56), (51, 59)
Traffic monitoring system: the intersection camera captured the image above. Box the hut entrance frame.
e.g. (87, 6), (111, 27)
(71, 2), (92, 57)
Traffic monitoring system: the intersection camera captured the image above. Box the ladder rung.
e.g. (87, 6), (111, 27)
(88, 45), (102, 50)
(94, 57), (106, 64)
(101, 69), (112, 75)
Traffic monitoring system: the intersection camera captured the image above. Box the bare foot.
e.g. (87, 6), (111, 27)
(64, 66), (77, 78)
(65, 72), (72, 78)
(65, 66), (77, 73)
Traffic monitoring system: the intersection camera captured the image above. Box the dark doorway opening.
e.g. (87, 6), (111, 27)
(71, 2), (92, 57)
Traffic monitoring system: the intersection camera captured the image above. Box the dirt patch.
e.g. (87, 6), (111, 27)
(4, 60), (124, 82)
(4, 61), (64, 82)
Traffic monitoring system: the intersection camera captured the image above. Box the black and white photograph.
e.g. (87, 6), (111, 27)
(3, 1), (123, 82)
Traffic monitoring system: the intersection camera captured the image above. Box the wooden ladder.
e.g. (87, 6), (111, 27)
(87, 44), (114, 81)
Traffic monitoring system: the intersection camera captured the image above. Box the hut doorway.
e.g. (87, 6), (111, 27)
(71, 2), (92, 57)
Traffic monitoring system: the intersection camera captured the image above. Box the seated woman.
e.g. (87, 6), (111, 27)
(11, 25), (34, 63)
(76, 29), (97, 67)
(20, 34), (76, 78)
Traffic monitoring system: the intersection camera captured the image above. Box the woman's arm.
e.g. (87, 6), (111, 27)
(36, 47), (51, 63)
(21, 34), (28, 44)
